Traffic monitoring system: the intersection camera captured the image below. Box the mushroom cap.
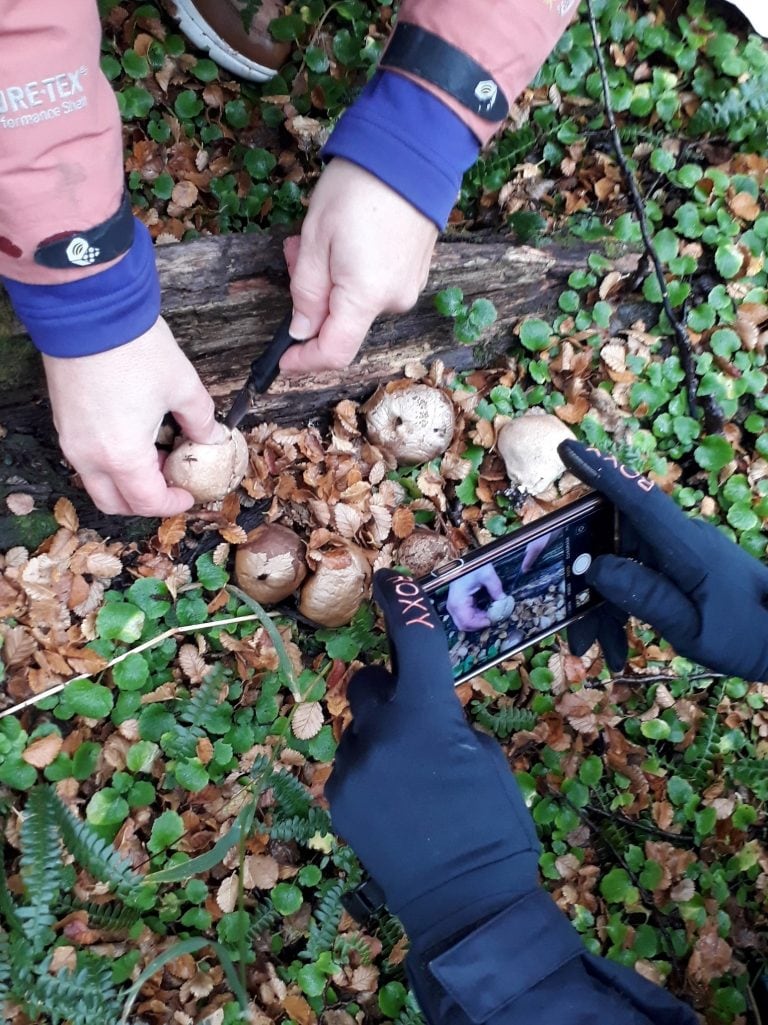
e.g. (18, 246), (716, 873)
(235, 523), (307, 605)
(163, 427), (249, 503)
(363, 383), (455, 465)
(488, 595), (516, 624)
(396, 529), (459, 578)
(496, 413), (575, 496)
(298, 543), (371, 628)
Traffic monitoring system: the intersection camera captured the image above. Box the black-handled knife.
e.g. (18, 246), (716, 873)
(224, 312), (300, 429)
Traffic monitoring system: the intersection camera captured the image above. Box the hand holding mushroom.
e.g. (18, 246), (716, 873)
(446, 564), (507, 632)
(42, 317), (227, 516)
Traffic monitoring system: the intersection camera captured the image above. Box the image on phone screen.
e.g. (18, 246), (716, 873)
(421, 496), (617, 684)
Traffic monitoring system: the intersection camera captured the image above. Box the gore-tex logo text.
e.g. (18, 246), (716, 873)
(389, 576), (435, 629)
(0, 67), (87, 113)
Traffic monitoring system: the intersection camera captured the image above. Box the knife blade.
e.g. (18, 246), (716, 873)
(224, 311), (300, 429)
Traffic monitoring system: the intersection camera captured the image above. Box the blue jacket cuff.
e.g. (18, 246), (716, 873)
(322, 71), (480, 228)
(2, 219), (161, 358)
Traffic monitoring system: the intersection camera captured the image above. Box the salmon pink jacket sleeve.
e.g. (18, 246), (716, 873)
(324, 0), (577, 226)
(0, 0), (160, 357)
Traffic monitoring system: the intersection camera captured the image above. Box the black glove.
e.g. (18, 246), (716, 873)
(560, 440), (768, 681)
(325, 569), (540, 946)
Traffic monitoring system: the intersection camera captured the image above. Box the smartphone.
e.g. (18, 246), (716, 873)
(419, 494), (619, 685)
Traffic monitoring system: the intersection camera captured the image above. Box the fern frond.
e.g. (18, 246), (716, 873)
(182, 667), (228, 729)
(268, 768), (312, 819)
(689, 74), (768, 137)
(0, 839), (21, 933)
(22, 953), (122, 1025)
(396, 1002), (426, 1025)
(680, 708), (720, 790)
(470, 701), (537, 739)
(0, 930), (10, 1009)
(247, 900), (279, 941)
(161, 722), (206, 760)
(7, 932), (33, 999)
(332, 844), (363, 887)
(731, 757), (768, 801)
(378, 912), (406, 964)
(334, 931), (372, 966)
(61, 898), (141, 932)
(17, 786), (63, 952)
(269, 807), (332, 843)
(304, 879), (346, 962)
(48, 787), (143, 900)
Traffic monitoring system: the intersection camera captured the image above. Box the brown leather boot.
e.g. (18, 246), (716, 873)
(163, 0), (291, 81)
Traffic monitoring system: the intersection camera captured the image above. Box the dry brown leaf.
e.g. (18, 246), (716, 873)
(196, 736), (214, 765)
(72, 580), (105, 618)
(212, 542), (230, 566)
(53, 497), (79, 532)
(291, 701), (324, 740)
(171, 179), (199, 208)
(6, 493), (34, 516)
(349, 964), (379, 994)
(22, 732), (63, 768)
(84, 552), (123, 578)
(391, 506), (415, 540)
(178, 643), (207, 683)
(599, 270), (625, 300)
(282, 994), (315, 1025)
(333, 503), (365, 538)
(1, 624), (36, 667)
(727, 190), (760, 222)
(600, 342), (626, 373)
(157, 514), (187, 552)
(49, 945), (77, 974)
(216, 874), (239, 914)
(220, 523), (249, 545)
(243, 853), (280, 890)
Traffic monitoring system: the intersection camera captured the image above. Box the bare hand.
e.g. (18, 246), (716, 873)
(446, 565), (506, 632)
(43, 317), (227, 516)
(280, 159), (438, 374)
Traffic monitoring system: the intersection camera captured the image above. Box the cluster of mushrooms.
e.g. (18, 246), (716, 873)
(163, 379), (577, 628)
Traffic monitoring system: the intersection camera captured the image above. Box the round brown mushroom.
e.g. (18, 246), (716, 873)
(235, 523), (307, 605)
(163, 427), (249, 503)
(363, 382), (455, 465)
(496, 413), (575, 496)
(396, 529), (459, 578)
(298, 542), (371, 627)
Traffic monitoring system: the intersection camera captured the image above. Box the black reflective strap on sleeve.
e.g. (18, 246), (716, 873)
(34, 189), (135, 270)
(382, 22), (509, 123)
(341, 878), (386, 924)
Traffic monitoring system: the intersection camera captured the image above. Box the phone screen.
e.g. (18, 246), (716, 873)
(421, 495), (617, 684)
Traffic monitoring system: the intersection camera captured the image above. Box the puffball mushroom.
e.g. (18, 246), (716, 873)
(163, 427), (249, 504)
(397, 529), (458, 577)
(363, 382), (455, 465)
(235, 523), (307, 605)
(497, 413), (576, 496)
(298, 542), (371, 628)
(488, 595), (516, 624)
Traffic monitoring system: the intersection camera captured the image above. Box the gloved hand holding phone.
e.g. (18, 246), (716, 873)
(326, 568), (698, 1024)
(327, 569), (541, 943)
(560, 441), (768, 682)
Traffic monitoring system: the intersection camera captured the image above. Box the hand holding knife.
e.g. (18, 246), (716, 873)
(224, 312), (301, 429)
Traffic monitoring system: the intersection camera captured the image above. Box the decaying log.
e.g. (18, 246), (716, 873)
(0, 230), (640, 542)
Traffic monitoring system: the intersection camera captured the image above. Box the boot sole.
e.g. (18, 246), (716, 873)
(170, 0), (280, 82)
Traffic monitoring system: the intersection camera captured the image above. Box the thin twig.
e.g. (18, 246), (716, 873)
(584, 0), (723, 432)
(0, 612), (267, 719)
(611, 671), (726, 685)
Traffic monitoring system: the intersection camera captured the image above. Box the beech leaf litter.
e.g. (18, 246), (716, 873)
(2, 0), (768, 1022)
